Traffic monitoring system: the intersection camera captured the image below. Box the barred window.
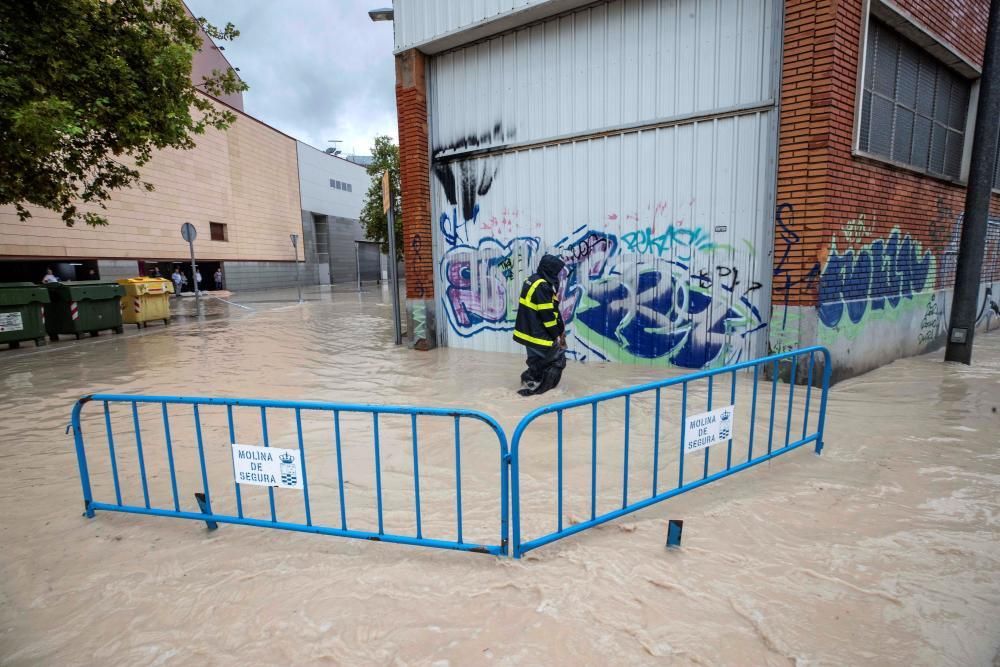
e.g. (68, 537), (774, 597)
(859, 19), (970, 180)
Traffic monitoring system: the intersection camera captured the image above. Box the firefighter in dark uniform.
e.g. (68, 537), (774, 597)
(513, 254), (567, 396)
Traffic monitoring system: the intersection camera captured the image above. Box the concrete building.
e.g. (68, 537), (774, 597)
(297, 142), (380, 286)
(392, 0), (1000, 380)
(0, 13), (371, 292)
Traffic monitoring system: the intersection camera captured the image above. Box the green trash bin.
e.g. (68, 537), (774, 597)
(45, 281), (125, 341)
(0, 282), (50, 350)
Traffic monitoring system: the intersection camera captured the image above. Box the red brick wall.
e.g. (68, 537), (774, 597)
(773, 0), (838, 308)
(893, 0), (990, 64)
(774, 0), (1000, 312)
(395, 49), (434, 301)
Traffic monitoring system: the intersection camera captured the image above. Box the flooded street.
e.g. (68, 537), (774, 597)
(2, 285), (999, 666)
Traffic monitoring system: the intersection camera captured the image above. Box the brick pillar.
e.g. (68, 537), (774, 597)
(395, 48), (436, 350)
(770, 0), (838, 356)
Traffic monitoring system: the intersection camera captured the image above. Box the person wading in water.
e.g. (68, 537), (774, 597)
(513, 254), (567, 396)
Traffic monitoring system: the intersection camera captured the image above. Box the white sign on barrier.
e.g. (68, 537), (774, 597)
(231, 443), (303, 490)
(684, 405), (735, 454)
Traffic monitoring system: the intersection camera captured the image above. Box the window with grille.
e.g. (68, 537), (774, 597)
(858, 19), (971, 180)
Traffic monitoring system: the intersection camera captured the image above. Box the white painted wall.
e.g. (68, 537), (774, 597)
(296, 142), (367, 219)
(393, 0), (598, 54)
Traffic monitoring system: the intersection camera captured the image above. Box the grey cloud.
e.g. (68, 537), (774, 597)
(185, 0), (397, 155)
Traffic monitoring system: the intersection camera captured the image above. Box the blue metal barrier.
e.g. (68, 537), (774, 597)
(510, 346), (832, 558)
(70, 395), (510, 555)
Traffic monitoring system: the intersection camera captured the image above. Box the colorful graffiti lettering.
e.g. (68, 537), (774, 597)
(556, 229), (618, 325)
(574, 258), (766, 367)
(439, 225), (766, 368)
(818, 228), (934, 328)
(439, 237), (540, 336)
(619, 225), (724, 261)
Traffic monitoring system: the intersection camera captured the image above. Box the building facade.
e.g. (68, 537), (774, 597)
(392, 0), (1000, 379)
(297, 142), (379, 286)
(0, 17), (372, 293)
(0, 95), (307, 291)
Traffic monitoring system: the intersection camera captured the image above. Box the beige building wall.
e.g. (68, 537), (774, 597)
(0, 97), (301, 263)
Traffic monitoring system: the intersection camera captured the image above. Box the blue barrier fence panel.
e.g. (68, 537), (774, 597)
(510, 346), (832, 558)
(70, 395), (510, 556)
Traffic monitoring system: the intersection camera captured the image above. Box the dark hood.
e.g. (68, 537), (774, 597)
(537, 254), (565, 285)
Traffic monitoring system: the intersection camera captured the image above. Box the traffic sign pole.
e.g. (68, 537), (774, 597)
(383, 172), (402, 346)
(181, 222), (199, 302)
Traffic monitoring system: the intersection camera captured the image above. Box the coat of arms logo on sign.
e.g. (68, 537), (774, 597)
(279, 451), (298, 486)
(718, 408), (732, 440)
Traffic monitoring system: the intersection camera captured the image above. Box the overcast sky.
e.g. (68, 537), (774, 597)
(186, 0), (398, 157)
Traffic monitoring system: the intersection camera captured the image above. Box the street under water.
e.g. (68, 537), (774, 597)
(1, 286), (998, 665)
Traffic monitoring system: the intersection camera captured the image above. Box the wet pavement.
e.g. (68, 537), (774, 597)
(1, 284), (999, 665)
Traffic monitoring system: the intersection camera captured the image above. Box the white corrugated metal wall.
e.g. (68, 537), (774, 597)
(428, 0), (780, 368)
(395, 0), (550, 52)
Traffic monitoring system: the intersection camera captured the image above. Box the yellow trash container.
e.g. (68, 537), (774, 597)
(117, 277), (174, 329)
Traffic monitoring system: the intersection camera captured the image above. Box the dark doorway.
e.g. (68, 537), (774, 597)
(0, 259), (99, 283)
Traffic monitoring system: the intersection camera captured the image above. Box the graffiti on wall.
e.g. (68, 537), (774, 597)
(818, 227), (935, 330)
(434, 161), (499, 247)
(440, 236), (541, 336)
(773, 203), (1000, 353)
(429, 142), (769, 369)
(438, 217), (768, 368)
(769, 203), (820, 355)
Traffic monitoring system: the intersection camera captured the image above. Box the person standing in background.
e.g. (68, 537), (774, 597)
(213, 268), (223, 290)
(41, 268), (59, 283)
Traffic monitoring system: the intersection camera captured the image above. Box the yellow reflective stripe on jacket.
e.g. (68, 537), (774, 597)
(524, 278), (545, 302)
(519, 278), (555, 310)
(513, 329), (555, 347)
(519, 298), (554, 310)
(543, 317), (559, 328)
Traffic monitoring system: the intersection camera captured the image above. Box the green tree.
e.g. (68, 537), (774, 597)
(360, 135), (402, 258)
(0, 0), (248, 227)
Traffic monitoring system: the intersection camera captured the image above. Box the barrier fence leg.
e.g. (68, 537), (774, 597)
(666, 519), (684, 548)
(815, 350), (833, 455)
(70, 403), (96, 518)
(195, 493), (218, 531)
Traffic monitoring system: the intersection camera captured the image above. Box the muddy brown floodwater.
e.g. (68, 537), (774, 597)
(1, 286), (999, 666)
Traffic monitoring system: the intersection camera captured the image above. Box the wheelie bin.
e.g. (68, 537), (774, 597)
(118, 277), (174, 329)
(0, 283), (50, 350)
(45, 281), (125, 341)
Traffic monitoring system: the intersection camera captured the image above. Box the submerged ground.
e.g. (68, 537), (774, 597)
(1, 285), (998, 665)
